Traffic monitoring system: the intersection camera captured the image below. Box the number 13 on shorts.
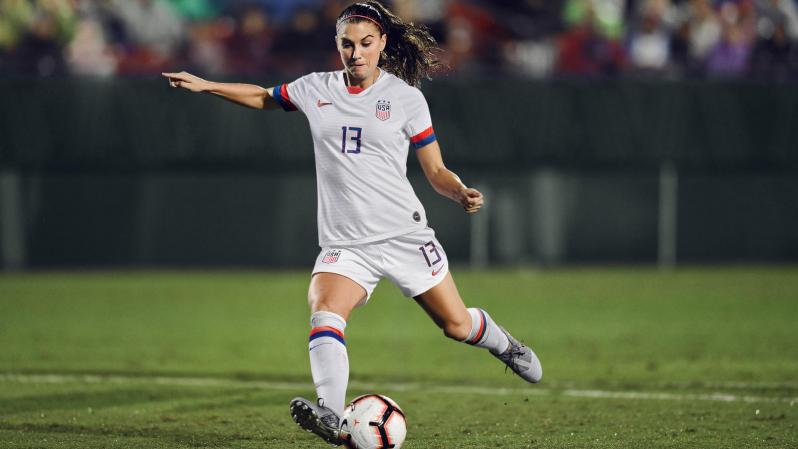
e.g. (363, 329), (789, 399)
(418, 241), (442, 267)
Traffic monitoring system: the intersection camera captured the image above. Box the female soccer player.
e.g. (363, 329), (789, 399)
(163, 1), (541, 445)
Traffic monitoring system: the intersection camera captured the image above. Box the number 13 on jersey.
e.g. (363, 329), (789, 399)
(341, 126), (362, 154)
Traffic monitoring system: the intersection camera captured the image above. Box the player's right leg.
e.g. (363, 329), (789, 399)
(291, 273), (364, 445)
(291, 247), (380, 446)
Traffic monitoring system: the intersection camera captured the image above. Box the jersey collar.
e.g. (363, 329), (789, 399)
(343, 68), (385, 95)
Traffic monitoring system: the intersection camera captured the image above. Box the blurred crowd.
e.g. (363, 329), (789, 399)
(1, 0), (798, 80)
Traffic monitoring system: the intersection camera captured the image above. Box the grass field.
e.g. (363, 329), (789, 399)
(1, 267), (797, 448)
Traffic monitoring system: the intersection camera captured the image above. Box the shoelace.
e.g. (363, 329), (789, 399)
(500, 344), (527, 374)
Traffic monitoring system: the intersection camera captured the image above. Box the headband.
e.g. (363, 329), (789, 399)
(338, 14), (384, 33)
(337, 3), (385, 33)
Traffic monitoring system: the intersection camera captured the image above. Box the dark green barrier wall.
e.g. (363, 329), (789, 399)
(1, 79), (796, 268)
(2, 79), (797, 170)
(5, 171), (796, 267)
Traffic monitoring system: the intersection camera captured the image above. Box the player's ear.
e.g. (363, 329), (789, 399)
(379, 33), (387, 52)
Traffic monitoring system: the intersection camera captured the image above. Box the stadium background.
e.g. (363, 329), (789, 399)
(1, 2), (797, 448)
(1, 0), (797, 270)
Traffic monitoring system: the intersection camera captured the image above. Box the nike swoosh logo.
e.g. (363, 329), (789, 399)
(432, 265), (445, 276)
(317, 99), (333, 107)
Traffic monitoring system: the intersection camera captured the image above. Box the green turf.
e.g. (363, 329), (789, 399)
(1, 267), (797, 448)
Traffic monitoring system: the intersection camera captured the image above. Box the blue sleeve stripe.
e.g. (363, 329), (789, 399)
(412, 133), (437, 149)
(272, 84), (295, 111)
(271, 85), (286, 109)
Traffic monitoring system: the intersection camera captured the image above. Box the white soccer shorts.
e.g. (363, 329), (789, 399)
(312, 227), (449, 303)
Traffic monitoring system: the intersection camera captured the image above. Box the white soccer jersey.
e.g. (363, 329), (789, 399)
(272, 70), (438, 247)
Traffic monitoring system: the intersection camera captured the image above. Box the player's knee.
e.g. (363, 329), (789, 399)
(308, 294), (331, 313)
(442, 316), (471, 341)
(308, 293), (357, 319)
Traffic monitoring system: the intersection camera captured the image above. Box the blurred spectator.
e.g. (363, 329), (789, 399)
(757, 0), (798, 39)
(683, 0), (722, 71)
(556, 4), (627, 76)
(440, 1), (511, 76)
(564, 0), (627, 39)
(65, 1), (117, 77)
(393, 0), (447, 24)
(223, 5), (276, 76)
(185, 14), (235, 76)
(669, 15), (694, 75)
(492, 0), (566, 77)
(0, 0), (76, 77)
(705, 1), (755, 76)
(106, 0), (185, 75)
(393, 0), (448, 53)
(0, 0), (35, 53)
(3, 0), (798, 81)
(750, 3), (796, 79)
(627, 0), (674, 73)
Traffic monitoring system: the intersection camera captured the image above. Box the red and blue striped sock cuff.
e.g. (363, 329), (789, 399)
(466, 308), (487, 345)
(309, 326), (345, 346)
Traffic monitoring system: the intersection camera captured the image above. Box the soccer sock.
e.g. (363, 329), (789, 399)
(308, 311), (349, 416)
(462, 308), (510, 355)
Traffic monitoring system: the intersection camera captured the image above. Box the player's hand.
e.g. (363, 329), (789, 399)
(460, 188), (484, 214)
(161, 71), (210, 93)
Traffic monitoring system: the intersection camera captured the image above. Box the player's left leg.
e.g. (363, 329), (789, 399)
(414, 273), (543, 383)
(386, 228), (542, 383)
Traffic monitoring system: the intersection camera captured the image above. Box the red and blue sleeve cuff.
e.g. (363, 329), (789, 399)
(272, 84), (297, 111)
(410, 126), (437, 149)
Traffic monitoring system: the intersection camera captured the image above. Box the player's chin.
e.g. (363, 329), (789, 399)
(347, 65), (370, 78)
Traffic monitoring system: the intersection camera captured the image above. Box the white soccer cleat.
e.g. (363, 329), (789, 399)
(492, 327), (543, 383)
(290, 397), (344, 446)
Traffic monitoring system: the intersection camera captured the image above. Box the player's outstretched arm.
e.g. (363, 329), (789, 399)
(416, 141), (484, 214)
(161, 71), (281, 110)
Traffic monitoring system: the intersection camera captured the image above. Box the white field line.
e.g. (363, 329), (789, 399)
(551, 380), (798, 391)
(1, 373), (796, 405)
(562, 389), (797, 404)
(706, 380), (798, 390)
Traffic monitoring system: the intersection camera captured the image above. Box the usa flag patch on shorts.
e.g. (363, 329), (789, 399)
(322, 249), (342, 264)
(375, 99), (391, 121)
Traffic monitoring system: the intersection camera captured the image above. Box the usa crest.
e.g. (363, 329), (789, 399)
(375, 99), (391, 121)
(322, 249), (342, 264)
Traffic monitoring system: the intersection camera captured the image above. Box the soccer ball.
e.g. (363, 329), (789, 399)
(340, 394), (406, 449)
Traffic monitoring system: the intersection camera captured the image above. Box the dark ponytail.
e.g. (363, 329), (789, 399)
(337, 1), (442, 86)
